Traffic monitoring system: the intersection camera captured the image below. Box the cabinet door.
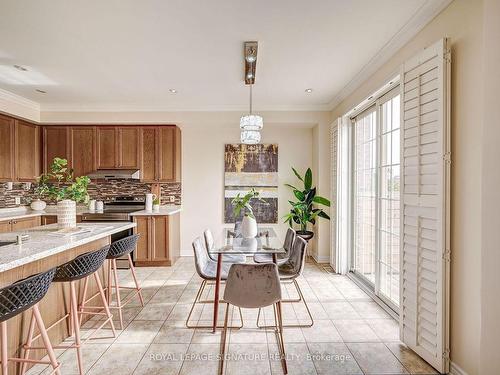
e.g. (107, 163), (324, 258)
(152, 216), (169, 261)
(0, 220), (11, 233)
(43, 126), (70, 173)
(118, 127), (140, 168)
(141, 128), (157, 181)
(0, 115), (15, 181)
(42, 216), (58, 225)
(15, 120), (40, 181)
(157, 127), (178, 182)
(70, 127), (96, 177)
(11, 217), (40, 231)
(134, 216), (151, 262)
(96, 127), (117, 169)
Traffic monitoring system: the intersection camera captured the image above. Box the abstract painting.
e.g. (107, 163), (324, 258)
(224, 144), (278, 223)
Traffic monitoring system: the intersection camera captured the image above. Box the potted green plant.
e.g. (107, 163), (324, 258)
(284, 167), (330, 241)
(153, 197), (161, 212)
(38, 157), (91, 228)
(30, 174), (50, 211)
(231, 188), (267, 238)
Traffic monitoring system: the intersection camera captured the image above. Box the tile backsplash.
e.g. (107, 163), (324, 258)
(0, 180), (181, 208)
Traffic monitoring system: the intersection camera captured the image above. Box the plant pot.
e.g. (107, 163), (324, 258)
(153, 204), (160, 212)
(57, 199), (77, 229)
(296, 230), (314, 242)
(241, 215), (257, 238)
(30, 199), (47, 211)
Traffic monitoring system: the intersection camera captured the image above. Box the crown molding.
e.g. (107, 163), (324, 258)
(326, 0), (453, 111)
(0, 88), (40, 111)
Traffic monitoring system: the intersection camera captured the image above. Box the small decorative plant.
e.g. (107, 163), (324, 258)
(284, 167), (330, 237)
(231, 188), (267, 220)
(153, 197), (160, 206)
(39, 157), (91, 204)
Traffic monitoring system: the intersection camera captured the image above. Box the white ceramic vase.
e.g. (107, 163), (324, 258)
(241, 215), (257, 238)
(57, 199), (77, 229)
(30, 199), (46, 211)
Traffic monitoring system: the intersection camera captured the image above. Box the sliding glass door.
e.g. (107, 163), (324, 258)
(352, 88), (400, 309)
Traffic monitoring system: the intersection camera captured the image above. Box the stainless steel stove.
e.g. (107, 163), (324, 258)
(81, 196), (145, 268)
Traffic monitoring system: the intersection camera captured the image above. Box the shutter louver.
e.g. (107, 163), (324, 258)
(400, 38), (450, 373)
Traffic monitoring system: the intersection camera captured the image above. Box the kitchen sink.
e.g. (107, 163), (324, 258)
(0, 241), (16, 247)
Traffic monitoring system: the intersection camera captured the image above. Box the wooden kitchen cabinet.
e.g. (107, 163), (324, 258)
(15, 120), (40, 181)
(0, 217), (40, 233)
(41, 215), (82, 225)
(140, 126), (181, 182)
(0, 114), (15, 182)
(70, 126), (97, 177)
(133, 214), (180, 266)
(96, 126), (140, 170)
(43, 126), (70, 173)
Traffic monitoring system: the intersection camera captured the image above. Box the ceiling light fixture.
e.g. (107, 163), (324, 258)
(35, 89), (47, 94)
(305, 88), (313, 93)
(169, 88), (177, 93)
(13, 65), (28, 71)
(240, 41), (262, 144)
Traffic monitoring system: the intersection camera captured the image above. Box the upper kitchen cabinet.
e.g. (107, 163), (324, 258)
(15, 120), (40, 181)
(70, 126), (97, 177)
(96, 126), (140, 169)
(43, 126), (70, 173)
(140, 126), (181, 182)
(0, 114), (15, 181)
(0, 115), (39, 182)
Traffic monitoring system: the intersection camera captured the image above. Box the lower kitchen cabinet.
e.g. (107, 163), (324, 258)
(0, 216), (41, 232)
(41, 215), (82, 225)
(133, 214), (180, 266)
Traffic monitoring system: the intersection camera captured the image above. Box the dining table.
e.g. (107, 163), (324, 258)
(208, 227), (286, 332)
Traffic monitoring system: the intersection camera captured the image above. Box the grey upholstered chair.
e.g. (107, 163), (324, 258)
(257, 236), (313, 328)
(253, 228), (295, 265)
(186, 237), (243, 329)
(204, 229), (246, 264)
(219, 263), (287, 375)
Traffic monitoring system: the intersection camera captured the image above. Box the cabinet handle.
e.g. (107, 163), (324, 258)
(12, 221), (17, 224)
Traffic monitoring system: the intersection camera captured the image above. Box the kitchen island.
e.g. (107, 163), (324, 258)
(0, 222), (136, 374)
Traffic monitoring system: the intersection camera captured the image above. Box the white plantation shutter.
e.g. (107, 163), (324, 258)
(330, 120), (338, 269)
(399, 38), (450, 373)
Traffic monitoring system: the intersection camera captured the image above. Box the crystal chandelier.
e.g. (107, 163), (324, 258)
(240, 84), (263, 144)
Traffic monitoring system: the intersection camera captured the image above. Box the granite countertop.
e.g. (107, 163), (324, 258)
(129, 206), (182, 216)
(0, 222), (136, 273)
(0, 207), (92, 222)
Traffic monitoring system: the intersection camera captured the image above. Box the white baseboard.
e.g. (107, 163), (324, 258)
(450, 362), (468, 375)
(311, 253), (330, 263)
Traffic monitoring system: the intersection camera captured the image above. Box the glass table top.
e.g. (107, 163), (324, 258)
(209, 227), (286, 255)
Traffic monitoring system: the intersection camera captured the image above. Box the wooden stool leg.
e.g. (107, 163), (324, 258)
(94, 272), (117, 336)
(1, 321), (8, 375)
(111, 259), (123, 330)
(128, 254), (144, 306)
(78, 276), (89, 326)
(19, 311), (36, 375)
(70, 281), (84, 375)
(32, 304), (60, 375)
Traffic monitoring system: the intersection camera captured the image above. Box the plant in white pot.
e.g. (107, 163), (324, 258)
(38, 158), (91, 229)
(30, 175), (50, 211)
(231, 188), (267, 238)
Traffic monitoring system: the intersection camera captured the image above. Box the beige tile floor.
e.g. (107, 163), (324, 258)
(27, 257), (437, 375)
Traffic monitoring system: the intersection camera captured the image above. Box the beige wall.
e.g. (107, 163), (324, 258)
(329, 1), (484, 373)
(40, 110), (330, 257)
(480, 0), (500, 372)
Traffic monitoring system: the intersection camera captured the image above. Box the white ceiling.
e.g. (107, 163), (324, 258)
(0, 0), (449, 112)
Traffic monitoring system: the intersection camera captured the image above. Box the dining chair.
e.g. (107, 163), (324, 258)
(253, 227), (295, 265)
(186, 237), (243, 329)
(204, 229), (246, 264)
(256, 236), (313, 328)
(219, 263), (287, 375)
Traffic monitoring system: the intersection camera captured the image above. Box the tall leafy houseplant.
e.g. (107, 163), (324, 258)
(231, 188), (267, 238)
(284, 167), (330, 240)
(38, 158), (91, 228)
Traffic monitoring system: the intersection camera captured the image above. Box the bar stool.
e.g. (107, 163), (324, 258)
(79, 235), (144, 330)
(0, 269), (60, 375)
(22, 246), (115, 375)
(219, 263), (287, 375)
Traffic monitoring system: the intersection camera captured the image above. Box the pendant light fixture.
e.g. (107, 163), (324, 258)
(240, 41), (263, 144)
